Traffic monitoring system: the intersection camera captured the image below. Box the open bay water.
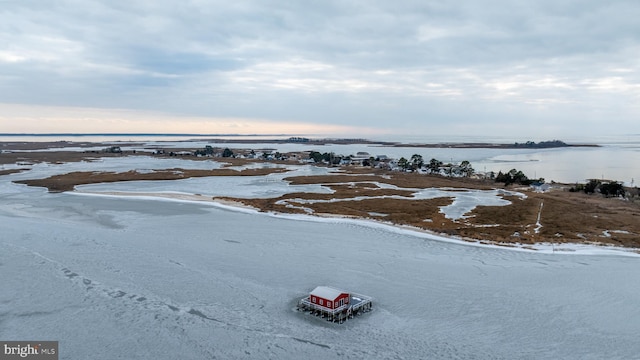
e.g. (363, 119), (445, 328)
(391, 134), (640, 186)
(1, 133), (639, 186)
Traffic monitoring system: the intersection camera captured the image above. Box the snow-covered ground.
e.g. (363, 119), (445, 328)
(2, 157), (640, 359)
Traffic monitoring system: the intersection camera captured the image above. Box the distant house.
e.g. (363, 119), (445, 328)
(531, 182), (551, 192)
(246, 150), (258, 159)
(103, 146), (122, 154)
(309, 286), (350, 310)
(387, 159), (399, 171)
(348, 152), (371, 165)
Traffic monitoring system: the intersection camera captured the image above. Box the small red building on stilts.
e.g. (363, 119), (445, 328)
(297, 286), (373, 323)
(309, 286), (350, 310)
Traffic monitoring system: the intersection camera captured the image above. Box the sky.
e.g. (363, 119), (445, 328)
(1, 0), (639, 139)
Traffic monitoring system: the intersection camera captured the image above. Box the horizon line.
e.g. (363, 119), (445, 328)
(0, 133), (302, 137)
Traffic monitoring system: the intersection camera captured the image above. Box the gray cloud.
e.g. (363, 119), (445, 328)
(1, 0), (639, 137)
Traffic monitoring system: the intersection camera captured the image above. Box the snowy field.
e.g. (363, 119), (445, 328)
(2, 156), (640, 359)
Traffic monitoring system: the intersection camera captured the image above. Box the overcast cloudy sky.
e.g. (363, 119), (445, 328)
(1, 0), (639, 139)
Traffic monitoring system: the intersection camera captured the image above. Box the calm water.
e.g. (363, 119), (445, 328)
(1, 133), (639, 185)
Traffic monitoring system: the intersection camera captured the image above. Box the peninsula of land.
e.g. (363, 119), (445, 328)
(2, 140), (638, 251)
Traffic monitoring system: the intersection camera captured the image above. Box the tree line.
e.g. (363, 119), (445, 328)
(188, 148), (633, 200)
(570, 179), (626, 197)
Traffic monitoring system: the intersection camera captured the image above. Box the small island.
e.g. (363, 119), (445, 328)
(387, 139), (599, 149)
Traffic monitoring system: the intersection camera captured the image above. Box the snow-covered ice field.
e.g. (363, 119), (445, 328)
(2, 157), (640, 359)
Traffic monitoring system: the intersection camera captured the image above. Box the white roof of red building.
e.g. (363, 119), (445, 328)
(310, 286), (347, 300)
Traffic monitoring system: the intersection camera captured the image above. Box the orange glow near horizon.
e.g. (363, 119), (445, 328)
(0, 103), (388, 137)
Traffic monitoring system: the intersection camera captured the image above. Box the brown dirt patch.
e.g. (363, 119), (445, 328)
(0, 151), (125, 165)
(285, 168), (495, 190)
(0, 169), (25, 176)
(216, 175), (640, 248)
(0, 141), (120, 151)
(534, 191), (640, 247)
(15, 167), (290, 193)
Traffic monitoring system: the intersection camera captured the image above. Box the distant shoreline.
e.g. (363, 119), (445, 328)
(138, 137), (601, 149)
(0, 137), (600, 150)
